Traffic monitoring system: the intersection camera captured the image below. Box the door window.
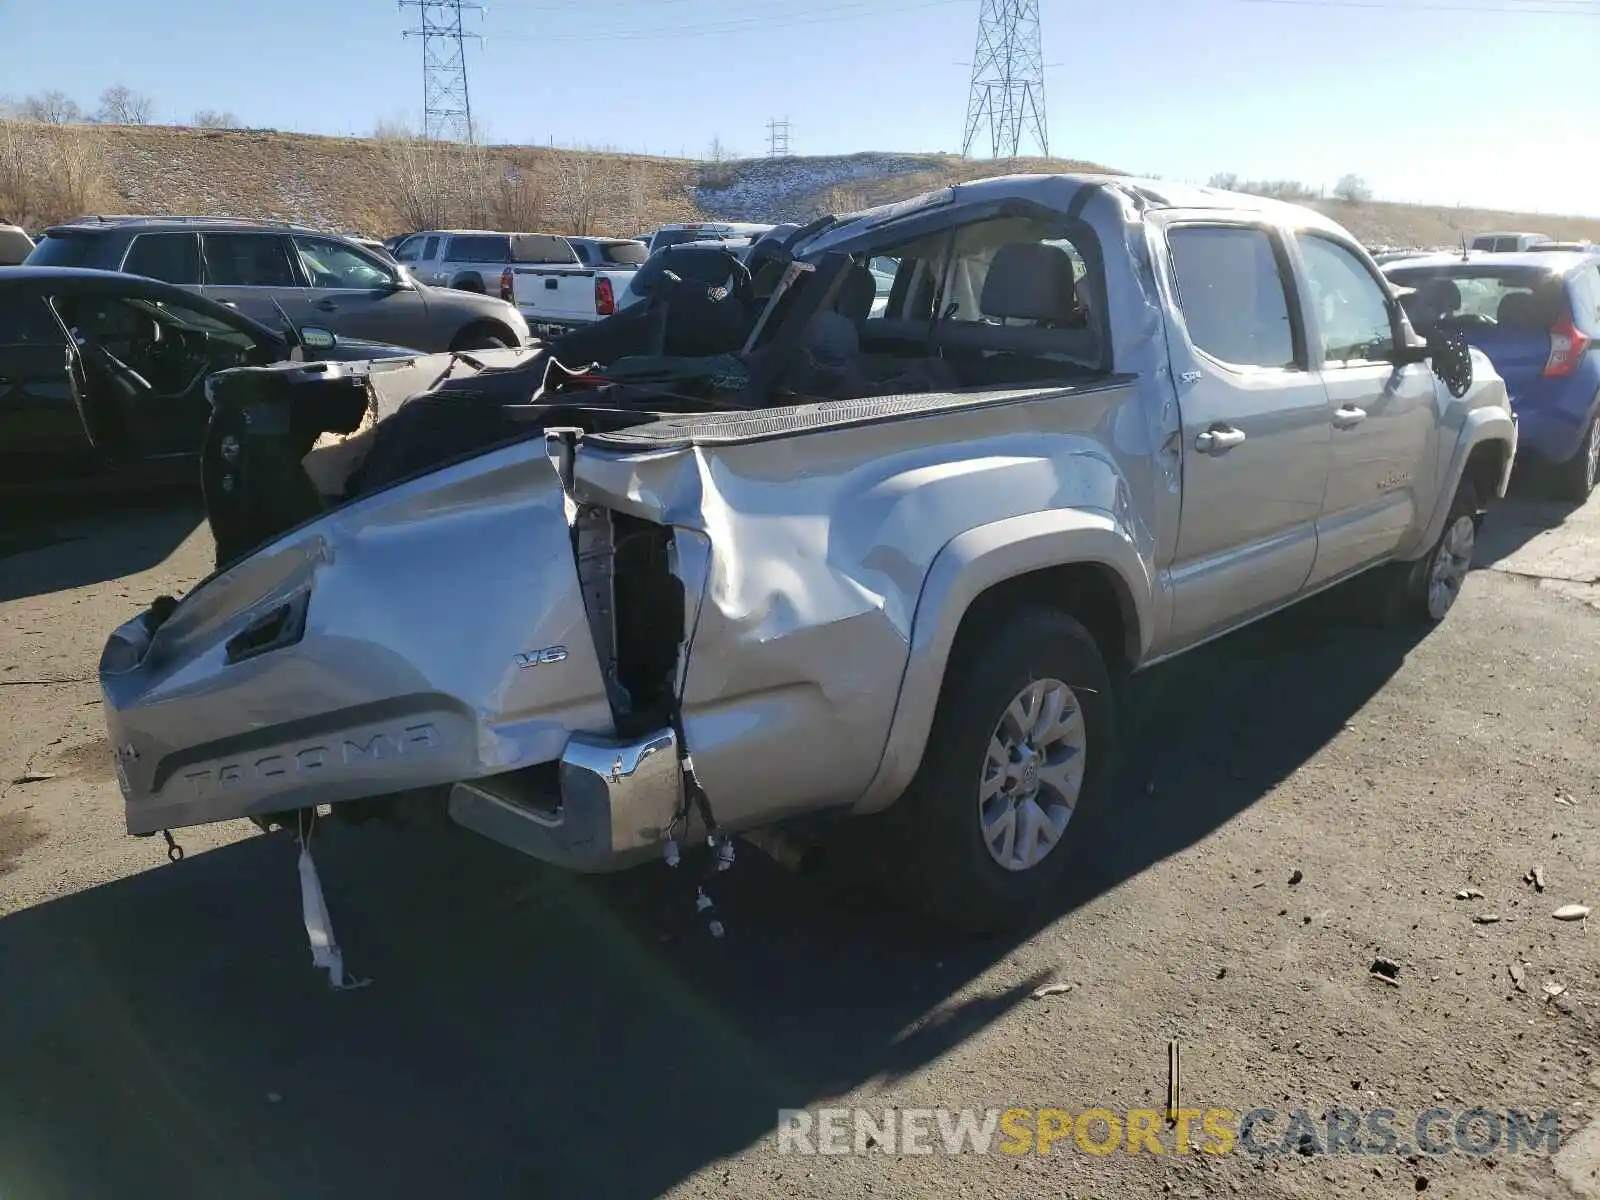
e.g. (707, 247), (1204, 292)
(122, 233), (202, 285)
(201, 233), (300, 287)
(1167, 225), (1299, 369)
(1295, 234), (1394, 365)
(422, 235), (440, 261)
(393, 235), (423, 263)
(0, 293), (67, 344)
(291, 237), (396, 290)
(446, 234), (511, 263)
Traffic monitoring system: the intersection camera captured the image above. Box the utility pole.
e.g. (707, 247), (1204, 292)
(399, 0), (483, 143)
(961, 0), (1048, 159)
(766, 116), (793, 158)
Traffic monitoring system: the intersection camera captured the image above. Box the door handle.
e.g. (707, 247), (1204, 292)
(1332, 406), (1368, 429)
(314, 299), (339, 313)
(1194, 426), (1247, 454)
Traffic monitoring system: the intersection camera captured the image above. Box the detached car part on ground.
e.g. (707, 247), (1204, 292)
(99, 175), (1516, 934)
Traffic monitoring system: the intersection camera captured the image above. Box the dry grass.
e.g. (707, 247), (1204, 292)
(0, 123), (1595, 252)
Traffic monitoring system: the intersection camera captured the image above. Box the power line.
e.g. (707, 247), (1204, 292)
(489, 0), (967, 43)
(1243, 0), (1599, 13)
(962, 0), (1049, 159)
(399, 0), (484, 142)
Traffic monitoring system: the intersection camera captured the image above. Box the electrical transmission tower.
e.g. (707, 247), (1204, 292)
(399, 0), (483, 143)
(961, 0), (1048, 159)
(766, 117), (793, 158)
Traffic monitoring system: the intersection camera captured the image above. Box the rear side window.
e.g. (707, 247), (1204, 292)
(0, 293), (67, 344)
(1167, 225), (1298, 369)
(446, 235), (510, 263)
(24, 232), (98, 268)
(201, 233), (300, 287)
(122, 232), (202, 285)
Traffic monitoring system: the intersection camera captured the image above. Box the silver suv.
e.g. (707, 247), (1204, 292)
(24, 216), (530, 352)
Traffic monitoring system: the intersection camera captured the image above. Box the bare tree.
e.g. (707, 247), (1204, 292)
(494, 166), (547, 231)
(1333, 173), (1372, 204)
(561, 152), (608, 235)
(95, 84), (154, 125)
(192, 109), (240, 129)
(0, 120), (109, 226)
(623, 163), (651, 232)
(375, 129), (459, 232)
(21, 90), (83, 125)
(1207, 171), (1241, 190)
(701, 135), (738, 189)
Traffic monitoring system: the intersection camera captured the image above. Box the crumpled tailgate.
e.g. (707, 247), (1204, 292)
(100, 438), (612, 835)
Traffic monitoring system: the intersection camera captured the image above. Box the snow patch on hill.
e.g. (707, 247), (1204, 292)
(696, 152), (948, 222)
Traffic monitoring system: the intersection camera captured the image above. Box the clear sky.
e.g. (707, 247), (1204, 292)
(2, 0), (1597, 216)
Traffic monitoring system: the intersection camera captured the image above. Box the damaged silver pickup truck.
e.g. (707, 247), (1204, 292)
(99, 175), (1516, 933)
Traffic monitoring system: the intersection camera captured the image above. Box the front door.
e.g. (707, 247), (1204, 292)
(0, 291), (89, 479)
(1156, 220), (1331, 650)
(287, 235), (433, 350)
(1293, 232), (1440, 586)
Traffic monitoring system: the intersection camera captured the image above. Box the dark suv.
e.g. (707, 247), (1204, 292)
(25, 216), (529, 353)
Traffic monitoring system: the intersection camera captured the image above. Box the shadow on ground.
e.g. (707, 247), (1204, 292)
(0, 589), (1425, 1200)
(1473, 479), (1590, 573)
(0, 491), (203, 604)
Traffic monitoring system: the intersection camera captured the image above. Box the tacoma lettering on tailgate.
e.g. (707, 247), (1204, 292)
(180, 723), (440, 797)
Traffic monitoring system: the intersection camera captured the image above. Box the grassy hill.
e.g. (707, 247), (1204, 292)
(3, 121), (1597, 251)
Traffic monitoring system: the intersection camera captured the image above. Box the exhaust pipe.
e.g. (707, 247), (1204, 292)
(741, 827), (825, 876)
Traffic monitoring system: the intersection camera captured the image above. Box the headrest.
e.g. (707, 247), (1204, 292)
(1495, 291), (1537, 328)
(835, 264), (877, 322)
(980, 242), (1078, 322)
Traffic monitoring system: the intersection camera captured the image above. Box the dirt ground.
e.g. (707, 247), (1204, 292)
(1, 485), (1597, 1200)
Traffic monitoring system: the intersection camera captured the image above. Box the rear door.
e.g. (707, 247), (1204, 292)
(198, 231), (308, 328)
(288, 235), (433, 349)
(1292, 232), (1439, 585)
(1154, 218), (1331, 649)
(0, 289), (89, 476)
(119, 232), (203, 289)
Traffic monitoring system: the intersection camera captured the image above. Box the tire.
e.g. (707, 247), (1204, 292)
(1375, 476), (1481, 626)
(886, 607), (1115, 934)
(451, 324), (512, 352)
(1551, 411), (1600, 503)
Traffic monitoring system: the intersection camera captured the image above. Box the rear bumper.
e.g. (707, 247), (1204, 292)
(447, 727), (685, 872)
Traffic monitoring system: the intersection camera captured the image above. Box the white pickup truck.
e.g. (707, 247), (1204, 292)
(498, 235), (644, 339)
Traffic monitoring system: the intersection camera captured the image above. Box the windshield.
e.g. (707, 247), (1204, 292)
(1388, 265), (1566, 334)
(24, 231), (97, 267)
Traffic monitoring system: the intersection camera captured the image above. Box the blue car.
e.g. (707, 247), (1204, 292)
(1387, 251), (1600, 500)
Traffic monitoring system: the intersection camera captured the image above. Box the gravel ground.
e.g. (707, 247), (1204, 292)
(0, 488), (1596, 1200)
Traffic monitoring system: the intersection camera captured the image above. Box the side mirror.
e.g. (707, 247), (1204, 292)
(389, 267), (417, 291)
(1428, 331), (1473, 398)
(299, 326), (337, 352)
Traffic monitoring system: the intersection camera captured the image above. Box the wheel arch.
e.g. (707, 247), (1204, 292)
(449, 318), (516, 351)
(848, 507), (1152, 815)
(448, 272), (487, 292)
(1402, 407), (1516, 561)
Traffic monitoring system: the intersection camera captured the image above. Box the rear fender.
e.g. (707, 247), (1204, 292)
(850, 507), (1154, 814)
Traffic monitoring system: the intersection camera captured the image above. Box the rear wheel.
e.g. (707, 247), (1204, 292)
(1551, 411), (1600, 503)
(887, 607), (1114, 934)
